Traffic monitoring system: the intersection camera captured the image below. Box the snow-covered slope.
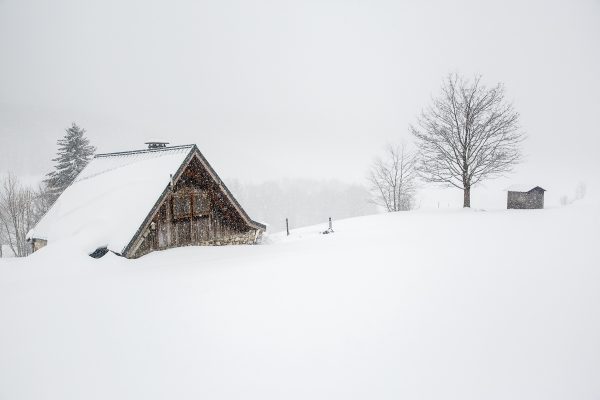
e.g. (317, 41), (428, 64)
(1, 204), (600, 399)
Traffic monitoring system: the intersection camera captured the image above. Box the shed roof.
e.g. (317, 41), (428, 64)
(506, 185), (546, 193)
(27, 144), (265, 255)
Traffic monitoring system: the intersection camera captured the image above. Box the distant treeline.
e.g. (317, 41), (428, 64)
(227, 179), (377, 233)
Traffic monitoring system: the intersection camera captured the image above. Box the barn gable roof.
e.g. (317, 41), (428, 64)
(27, 144), (265, 256)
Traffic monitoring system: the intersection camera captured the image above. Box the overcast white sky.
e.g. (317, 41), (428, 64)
(1, 0), (599, 208)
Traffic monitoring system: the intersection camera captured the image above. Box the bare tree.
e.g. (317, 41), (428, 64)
(32, 183), (53, 222)
(574, 181), (587, 201)
(0, 174), (37, 257)
(368, 144), (417, 212)
(411, 73), (524, 207)
(0, 225), (4, 258)
(561, 181), (587, 207)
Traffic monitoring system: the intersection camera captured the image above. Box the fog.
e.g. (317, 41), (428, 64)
(227, 178), (376, 232)
(1, 0), (599, 212)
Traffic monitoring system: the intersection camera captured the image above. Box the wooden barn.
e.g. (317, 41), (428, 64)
(507, 186), (546, 209)
(27, 143), (266, 258)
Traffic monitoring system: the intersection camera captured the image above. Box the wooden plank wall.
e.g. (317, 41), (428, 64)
(131, 157), (257, 258)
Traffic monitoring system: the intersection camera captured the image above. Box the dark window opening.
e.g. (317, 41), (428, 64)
(89, 247), (109, 258)
(193, 192), (210, 215)
(173, 195), (191, 219)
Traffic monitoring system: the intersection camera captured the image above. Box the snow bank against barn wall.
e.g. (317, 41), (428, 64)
(27, 146), (192, 255)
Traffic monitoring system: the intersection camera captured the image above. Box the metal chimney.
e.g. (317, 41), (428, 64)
(145, 142), (169, 149)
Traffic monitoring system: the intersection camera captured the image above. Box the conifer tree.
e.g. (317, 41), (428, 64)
(44, 123), (96, 204)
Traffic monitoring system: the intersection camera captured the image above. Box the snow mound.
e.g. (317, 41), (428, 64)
(2, 204), (600, 399)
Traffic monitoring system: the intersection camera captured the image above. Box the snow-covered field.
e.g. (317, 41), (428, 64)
(1, 204), (599, 399)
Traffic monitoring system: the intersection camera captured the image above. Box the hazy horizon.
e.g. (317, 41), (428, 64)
(1, 0), (599, 209)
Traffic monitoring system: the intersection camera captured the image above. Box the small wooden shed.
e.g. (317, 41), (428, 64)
(507, 186), (546, 209)
(27, 143), (266, 258)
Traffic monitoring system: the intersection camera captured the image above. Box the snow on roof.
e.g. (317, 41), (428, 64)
(505, 184), (546, 192)
(27, 145), (194, 254)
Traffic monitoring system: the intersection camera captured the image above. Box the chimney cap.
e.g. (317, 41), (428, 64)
(145, 141), (169, 149)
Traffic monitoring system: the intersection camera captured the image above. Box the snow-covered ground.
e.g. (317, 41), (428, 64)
(1, 203), (599, 399)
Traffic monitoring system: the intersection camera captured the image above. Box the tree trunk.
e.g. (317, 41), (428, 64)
(463, 186), (471, 208)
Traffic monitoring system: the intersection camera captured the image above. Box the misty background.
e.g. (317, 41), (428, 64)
(1, 0), (599, 231)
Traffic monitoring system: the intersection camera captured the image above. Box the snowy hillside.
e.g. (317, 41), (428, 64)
(1, 204), (599, 399)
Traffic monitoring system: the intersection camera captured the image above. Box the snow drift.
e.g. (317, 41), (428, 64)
(2, 204), (600, 399)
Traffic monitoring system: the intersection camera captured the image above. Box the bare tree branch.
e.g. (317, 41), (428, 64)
(0, 173), (39, 257)
(411, 73), (525, 207)
(368, 144), (418, 212)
